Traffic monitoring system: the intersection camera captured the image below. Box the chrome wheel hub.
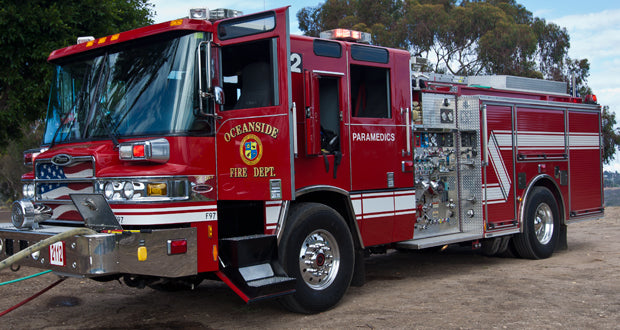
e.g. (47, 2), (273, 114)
(533, 203), (553, 245)
(298, 230), (340, 290)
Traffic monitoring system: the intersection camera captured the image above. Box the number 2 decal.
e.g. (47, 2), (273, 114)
(290, 53), (302, 73)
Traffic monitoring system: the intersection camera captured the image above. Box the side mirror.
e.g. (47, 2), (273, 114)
(214, 86), (225, 105)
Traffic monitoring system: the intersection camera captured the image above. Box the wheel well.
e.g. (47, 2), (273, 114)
(526, 177), (566, 225)
(293, 190), (362, 249)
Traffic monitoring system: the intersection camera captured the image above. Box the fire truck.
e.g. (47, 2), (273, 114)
(0, 6), (603, 313)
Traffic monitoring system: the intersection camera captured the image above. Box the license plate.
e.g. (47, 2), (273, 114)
(49, 241), (65, 267)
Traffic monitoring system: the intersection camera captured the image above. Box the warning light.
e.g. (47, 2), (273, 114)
(137, 246), (147, 261)
(118, 138), (170, 163)
(320, 29), (371, 43)
(585, 94), (598, 104)
(147, 183), (167, 196)
(167, 239), (188, 255)
(133, 144), (145, 158)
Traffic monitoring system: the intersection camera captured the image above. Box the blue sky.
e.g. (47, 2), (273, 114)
(151, 0), (620, 171)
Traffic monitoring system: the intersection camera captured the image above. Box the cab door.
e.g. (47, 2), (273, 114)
(213, 7), (293, 201)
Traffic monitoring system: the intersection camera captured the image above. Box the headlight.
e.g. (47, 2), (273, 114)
(123, 182), (135, 199)
(22, 183), (35, 199)
(104, 182), (115, 199)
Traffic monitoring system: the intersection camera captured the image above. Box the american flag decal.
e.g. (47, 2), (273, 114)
(35, 159), (94, 221)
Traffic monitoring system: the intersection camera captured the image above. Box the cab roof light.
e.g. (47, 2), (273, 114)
(189, 7), (243, 21)
(320, 28), (372, 44)
(585, 94), (598, 104)
(77, 36), (95, 44)
(119, 138), (169, 163)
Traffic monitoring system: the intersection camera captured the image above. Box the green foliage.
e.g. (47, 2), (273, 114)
(0, 0), (153, 204)
(0, 0), (153, 147)
(0, 123), (45, 203)
(296, 0), (579, 80)
(297, 0), (618, 164)
(602, 106), (620, 164)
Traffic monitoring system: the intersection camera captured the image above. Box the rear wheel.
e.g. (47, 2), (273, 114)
(513, 187), (560, 259)
(278, 203), (354, 313)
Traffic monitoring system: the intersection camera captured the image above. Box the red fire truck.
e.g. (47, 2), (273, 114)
(0, 6), (603, 313)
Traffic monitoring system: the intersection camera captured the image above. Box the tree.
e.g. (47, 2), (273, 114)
(0, 0), (153, 204)
(296, 0), (576, 79)
(0, 0), (154, 147)
(602, 106), (620, 164)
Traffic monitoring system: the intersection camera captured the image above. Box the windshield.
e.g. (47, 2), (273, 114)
(44, 32), (212, 145)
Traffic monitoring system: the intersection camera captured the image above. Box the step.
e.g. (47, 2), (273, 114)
(218, 234), (296, 303)
(395, 232), (482, 249)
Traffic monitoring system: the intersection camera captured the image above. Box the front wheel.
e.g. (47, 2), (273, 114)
(513, 187), (560, 259)
(278, 203), (354, 313)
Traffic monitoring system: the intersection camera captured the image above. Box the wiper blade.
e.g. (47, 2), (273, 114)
(87, 55), (120, 149)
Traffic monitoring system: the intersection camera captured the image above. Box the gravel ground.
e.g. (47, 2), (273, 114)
(1, 207), (619, 329)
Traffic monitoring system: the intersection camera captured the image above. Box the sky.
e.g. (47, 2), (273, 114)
(150, 0), (620, 171)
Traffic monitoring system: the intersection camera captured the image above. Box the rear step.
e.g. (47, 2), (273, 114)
(217, 234), (295, 303)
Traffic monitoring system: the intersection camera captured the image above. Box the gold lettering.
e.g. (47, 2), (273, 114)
(242, 123), (249, 134)
(224, 132), (231, 142)
(264, 124), (273, 136)
(271, 127), (279, 139)
(247, 122), (255, 132)
(253, 167), (276, 177)
(230, 167), (248, 178)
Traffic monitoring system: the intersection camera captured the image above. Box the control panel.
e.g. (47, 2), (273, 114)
(413, 130), (460, 239)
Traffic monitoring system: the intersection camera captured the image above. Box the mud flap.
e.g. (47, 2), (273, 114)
(557, 224), (568, 251)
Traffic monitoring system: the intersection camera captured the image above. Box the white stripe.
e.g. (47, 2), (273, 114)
(494, 133), (512, 147)
(395, 192), (415, 212)
(113, 205), (216, 214)
(364, 213), (392, 219)
(395, 210), (416, 216)
(265, 202), (282, 225)
(351, 198), (362, 215)
(362, 191), (394, 198)
(64, 168), (94, 178)
(363, 196), (395, 214)
(41, 185), (93, 199)
(488, 132), (511, 199)
(486, 187), (506, 201)
(569, 134), (599, 147)
(119, 212), (216, 225)
(52, 204), (77, 218)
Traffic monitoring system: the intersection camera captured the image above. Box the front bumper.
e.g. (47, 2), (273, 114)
(0, 224), (197, 278)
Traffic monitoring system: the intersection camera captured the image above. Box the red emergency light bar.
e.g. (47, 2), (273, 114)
(320, 28), (372, 43)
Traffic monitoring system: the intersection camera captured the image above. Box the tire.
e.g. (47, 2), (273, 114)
(278, 203), (355, 313)
(513, 187), (560, 259)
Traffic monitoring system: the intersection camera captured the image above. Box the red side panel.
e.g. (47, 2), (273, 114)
(568, 111), (603, 215)
(484, 104), (516, 225)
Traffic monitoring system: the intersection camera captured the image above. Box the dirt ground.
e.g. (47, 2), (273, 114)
(1, 208), (619, 329)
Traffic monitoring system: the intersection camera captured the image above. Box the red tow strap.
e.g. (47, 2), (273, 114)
(0, 278), (66, 317)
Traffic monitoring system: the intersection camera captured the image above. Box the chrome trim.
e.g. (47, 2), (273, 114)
(0, 225), (198, 278)
(295, 185), (365, 249)
(312, 70), (345, 76)
(291, 102), (298, 157)
(51, 154), (74, 166)
(518, 174), (566, 231)
(275, 200), (290, 245)
(475, 95), (601, 112)
(481, 104), (488, 166)
(484, 228), (520, 238)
